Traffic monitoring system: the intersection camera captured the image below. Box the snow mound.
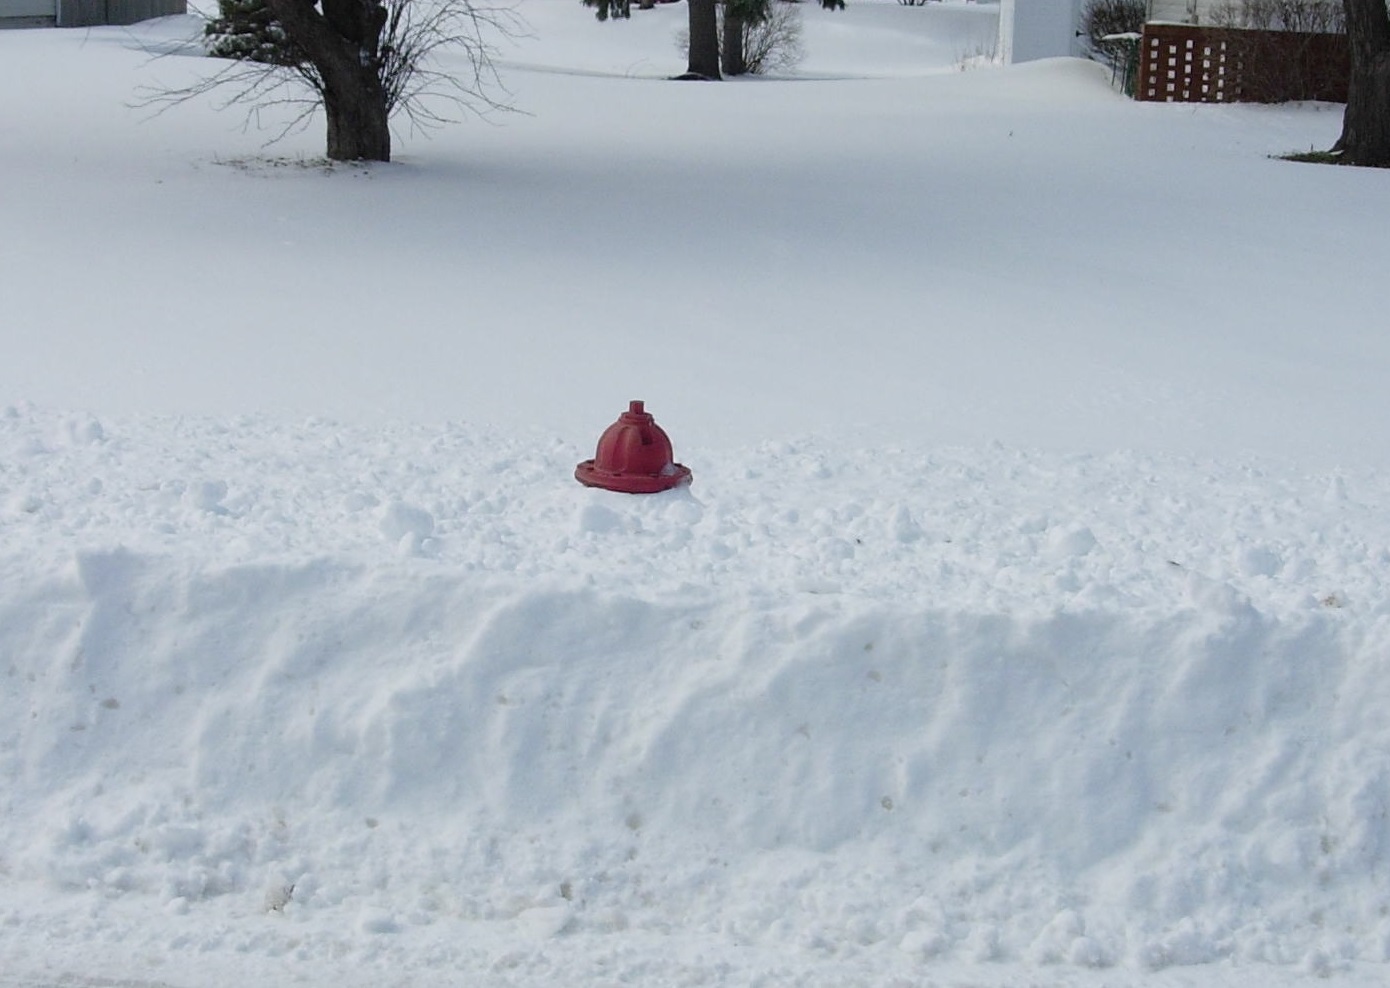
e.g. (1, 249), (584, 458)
(3, 408), (1390, 985)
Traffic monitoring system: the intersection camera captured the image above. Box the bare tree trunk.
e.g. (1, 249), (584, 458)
(685, 0), (721, 79)
(323, 78), (392, 161)
(267, 0), (392, 161)
(1335, 0), (1390, 166)
(722, 7), (748, 76)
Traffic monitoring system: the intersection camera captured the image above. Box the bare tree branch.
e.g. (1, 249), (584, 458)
(134, 0), (524, 157)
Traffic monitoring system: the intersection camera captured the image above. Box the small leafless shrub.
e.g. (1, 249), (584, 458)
(954, 35), (1001, 71)
(743, 1), (805, 74)
(1210, 0), (1344, 32)
(1082, 0), (1147, 68)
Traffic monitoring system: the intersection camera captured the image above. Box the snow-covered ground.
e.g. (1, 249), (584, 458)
(3, 2), (1390, 985)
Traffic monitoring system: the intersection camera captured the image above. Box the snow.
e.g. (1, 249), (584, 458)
(2, 2), (1389, 986)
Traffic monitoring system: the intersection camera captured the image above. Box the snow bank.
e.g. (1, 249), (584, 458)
(4, 407), (1390, 985)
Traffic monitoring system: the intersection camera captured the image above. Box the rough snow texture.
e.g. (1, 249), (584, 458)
(4, 406), (1390, 986)
(2, 2), (1390, 986)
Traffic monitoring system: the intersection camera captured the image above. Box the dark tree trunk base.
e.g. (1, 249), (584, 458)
(267, 0), (393, 162)
(1336, 0), (1390, 168)
(1333, 54), (1390, 167)
(687, 0), (721, 80)
(325, 82), (392, 162)
(722, 11), (748, 77)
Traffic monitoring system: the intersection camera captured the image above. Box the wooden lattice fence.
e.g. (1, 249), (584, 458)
(1137, 23), (1348, 103)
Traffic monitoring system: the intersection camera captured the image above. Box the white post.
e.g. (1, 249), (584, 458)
(998, 0), (1016, 63)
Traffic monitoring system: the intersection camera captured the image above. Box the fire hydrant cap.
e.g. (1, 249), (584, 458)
(575, 400), (692, 494)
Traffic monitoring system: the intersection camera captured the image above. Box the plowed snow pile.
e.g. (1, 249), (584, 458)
(4, 409), (1390, 986)
(3, 2), (1390, 986)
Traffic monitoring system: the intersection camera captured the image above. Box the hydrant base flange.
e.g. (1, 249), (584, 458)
(575, 461), (691, 494)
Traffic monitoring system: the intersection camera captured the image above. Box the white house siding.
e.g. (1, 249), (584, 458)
(2, 0), (184, 24)
(0, 0), (56, 22)
(999, 0), (1087, 62)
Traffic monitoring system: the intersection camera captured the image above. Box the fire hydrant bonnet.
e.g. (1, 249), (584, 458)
(575, 400), (692, 494)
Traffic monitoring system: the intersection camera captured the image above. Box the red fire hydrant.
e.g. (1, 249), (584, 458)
(575, 400), (692, 494)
